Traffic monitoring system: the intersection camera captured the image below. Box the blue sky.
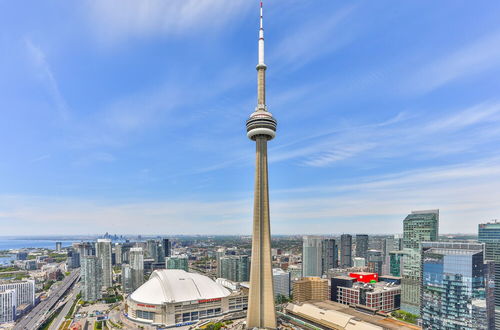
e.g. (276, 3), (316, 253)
(1, 0), (500, 235)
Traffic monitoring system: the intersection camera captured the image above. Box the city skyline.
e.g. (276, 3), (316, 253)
(2, 1), (500, 235)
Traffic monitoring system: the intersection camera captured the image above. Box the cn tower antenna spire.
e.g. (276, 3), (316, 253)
(259, 1), (264, 65)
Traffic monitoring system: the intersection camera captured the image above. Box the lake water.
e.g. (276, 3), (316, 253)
(0, 239), (76, 251)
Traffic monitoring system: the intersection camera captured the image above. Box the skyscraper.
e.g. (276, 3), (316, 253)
(0, 289), (15, 324)
(115, 243), (123, 265)
(273, 268), (291, 299)
(81, 256), (102, 301)
(479, 220), (500, 326)
(401, 209), (439, 315)
(146, 239), (159, 262)
(220, 255), (250, 282)
(340, 234), (353, 268)
(129, 247), (144, 292)
(421, 242), (491, 329)
(355, 234), (368, 259)
(302, 236), (323, 277)
(366, 249), (383, 275)
(162, 238), (171, 258)
(165, 255), (189, 272)
(96, 239), (113, 289)
(321, 238), (338, 273)
(246, 1), (277, 328)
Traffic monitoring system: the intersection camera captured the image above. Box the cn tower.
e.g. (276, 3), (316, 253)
(246, 1), (277, 329)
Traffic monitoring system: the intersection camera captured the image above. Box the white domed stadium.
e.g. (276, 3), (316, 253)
(125, 269), (248, 327)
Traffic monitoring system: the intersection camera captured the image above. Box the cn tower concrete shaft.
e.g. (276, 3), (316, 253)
(245, 1), (277, 328)
(246, 137), (276, 329)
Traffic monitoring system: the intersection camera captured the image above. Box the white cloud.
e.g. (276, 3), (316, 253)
(408, 30), (500, 93)
(2, 156), (500, 235)
(85, 0), (252, 43)
(25, 39), (69, 120)
(270, 5), (355, 73)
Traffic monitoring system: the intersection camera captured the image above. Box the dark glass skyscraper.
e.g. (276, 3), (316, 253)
(355, 234), (369, 259)
(340, 234), (352, 268)
(421, 242), (492, 329)
(322, 238), (338, 273)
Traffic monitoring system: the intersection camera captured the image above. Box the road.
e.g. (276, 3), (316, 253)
(14, 269), (80, 330)
(49, 283), (80, 330)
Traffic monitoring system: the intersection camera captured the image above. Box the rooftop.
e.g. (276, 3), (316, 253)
(129, 269), (230, 305)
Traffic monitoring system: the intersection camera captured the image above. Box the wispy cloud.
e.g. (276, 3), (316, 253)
(2, 156), (500, 235)
(85, 0), (252, 44)
(25, 39), (69, 120)
(270, 5), (355, 73)
(407, 30), (500, 94)
(270, 101), (500, 167)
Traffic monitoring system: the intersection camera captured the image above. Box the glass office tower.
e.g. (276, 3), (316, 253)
(479, 220), (500, 327)
(421, 242), (491, 330)
(401, 209), (439, 315)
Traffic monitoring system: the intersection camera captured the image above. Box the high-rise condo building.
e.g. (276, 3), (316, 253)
(216, 248), (226, 278)
(322, 238), (338, 273)
(73, 242), (93, 258)
(96, 239), (113, 289)
(246, 1), (277, 328)
(302, 236), (323, 277)
(130, 247), (145, 292)
(273, 268), (291, 299)
(121, 264), (133, 295)
(340, 234), (353, 268)
(165, 255), (189, 272)
(367, 250), (383, 275)
(0, 280), (35, 307)
(81, 256), (102, 301)
(355, 235), (369, 259)
(115, 243), (123, 265)
(0, 289), (16, 324)
(401, 209), (439, 315)
(55, 242), (62, 251)
(421, 242), (492, 329)
(479, 220), (500, 326)
(220, 255), (250, 282)
(162, 239), (171, 258)
(146, 240), (159, 262)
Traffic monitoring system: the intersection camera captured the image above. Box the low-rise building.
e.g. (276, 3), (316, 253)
(293, 277), (329, 304)
(331, 274), (401, 312)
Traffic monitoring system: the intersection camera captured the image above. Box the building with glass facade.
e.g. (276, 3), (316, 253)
(81, 256), (102, 301)
(355, 235), (369, 260)
(130, 247), (145, 292)
(219, 255), (249, 282)
(321, 238), (338, 274)
(389, 251), (405, 277)
(367, 250), (383, 275)
(479, 220), (500, 327)
(421, 242), (492, 329)
(401, 209), (439, 315)
(302, 236), (323, 277)
(340, 234), (352, 268)
(272, 268), (291, 299)
(165, 255), (189, 273)
(96, 239), (113, 289)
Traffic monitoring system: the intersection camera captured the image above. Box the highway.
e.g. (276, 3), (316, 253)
(49, 283), (80, 330)
(14, 269), (80, 330)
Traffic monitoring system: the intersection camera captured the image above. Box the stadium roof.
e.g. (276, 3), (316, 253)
(130, 269), (230, 304)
